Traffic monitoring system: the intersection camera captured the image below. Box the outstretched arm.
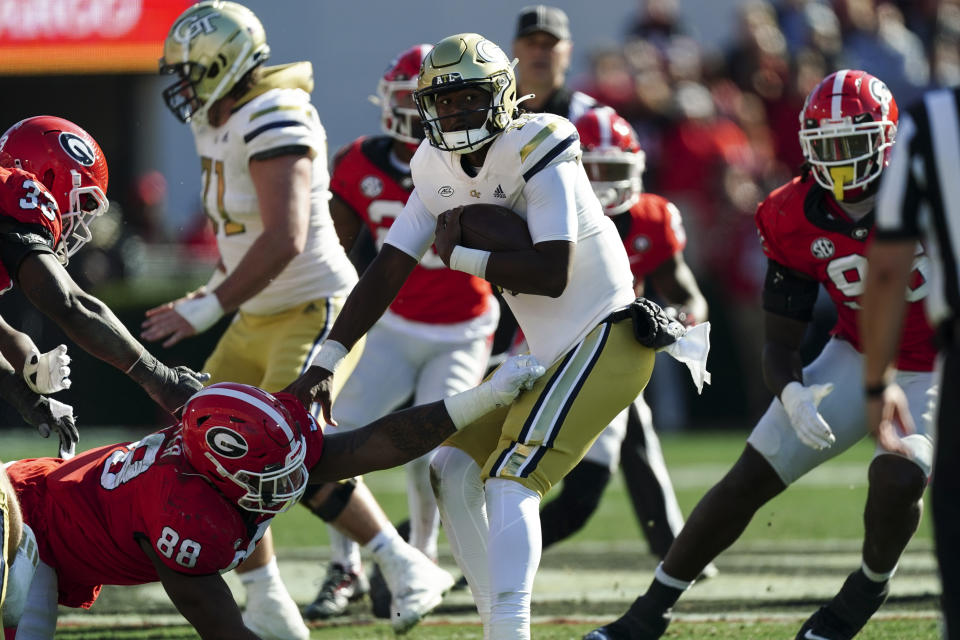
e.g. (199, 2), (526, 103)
(308, 354), (546, 482)
(138, 538), (261, 640)
(310, 401), (455, 482)
(17, 252), (205, 414)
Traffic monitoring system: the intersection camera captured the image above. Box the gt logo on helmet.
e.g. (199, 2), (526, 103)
(58, 133), (95, 167)
(173, 13), (218, 45)
(206, 426), (248, 458)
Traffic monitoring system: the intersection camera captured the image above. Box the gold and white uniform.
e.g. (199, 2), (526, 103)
(385, 113), (654, 495)
(190, 63), (359, 392)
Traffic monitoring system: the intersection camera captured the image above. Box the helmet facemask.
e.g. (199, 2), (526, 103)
(59, 170), (109, 261)
(377, 79), (425, 145)
(799, 116), (895, 201)
(203, 434), (308, 514)
(582, 149), (646, 215)
(160, 61), (208, 124)
(416, 70), (516, 154)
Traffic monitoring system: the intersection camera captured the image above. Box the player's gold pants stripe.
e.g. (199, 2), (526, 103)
(490, 322), (610, 479)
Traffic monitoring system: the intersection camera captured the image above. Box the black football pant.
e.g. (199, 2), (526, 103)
(934, 340), (960, 639)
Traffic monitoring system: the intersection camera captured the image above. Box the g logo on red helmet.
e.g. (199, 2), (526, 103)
(59, 132), (95, 167)
(206, 426), (249, 458)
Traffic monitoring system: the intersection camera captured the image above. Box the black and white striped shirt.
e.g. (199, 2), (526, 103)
(876, 87), (960, 326)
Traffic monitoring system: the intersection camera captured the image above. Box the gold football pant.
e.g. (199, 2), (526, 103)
(202, 297), (363, 397)
(444, 319), (655, 496)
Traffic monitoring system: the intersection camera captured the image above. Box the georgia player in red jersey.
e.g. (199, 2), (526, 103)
(300, 44), (497, 622)
(0, 117), (207, 423)
(6, 358), (543, 638)
(587, 71), (934, 640)
(0, 117), (207, 628)
(538, 106), (711, 569)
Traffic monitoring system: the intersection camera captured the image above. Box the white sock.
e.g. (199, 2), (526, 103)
(485, 478), (541, 640)
(327, 525), (363, 574)
(364, 525), (403, 564)
(406, 450), (441, 560)
(655, 562), (695, 590)
(431, 446), (491, 626)
(862, 560), (897, 583)
(238, 556), (281, 587)
(13, 560), (57, 640)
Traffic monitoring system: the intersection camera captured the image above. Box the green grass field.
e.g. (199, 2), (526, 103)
(5, 426), (942, 639)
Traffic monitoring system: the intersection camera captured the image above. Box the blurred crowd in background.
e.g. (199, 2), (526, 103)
(4, 0), (955, 429)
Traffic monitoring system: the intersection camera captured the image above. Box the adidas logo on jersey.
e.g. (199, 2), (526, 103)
(493, 185), (506, 199)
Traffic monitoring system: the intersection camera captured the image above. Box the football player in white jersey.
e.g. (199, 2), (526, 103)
(143, 3), (361, 639)
(286, 33), (708, 640)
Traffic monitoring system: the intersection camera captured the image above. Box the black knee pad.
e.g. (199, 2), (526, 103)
(302, 478), (358, 522)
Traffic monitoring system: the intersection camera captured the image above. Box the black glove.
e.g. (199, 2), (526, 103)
(0, 370), (79, 452)
(630, 297), (686, 349)
(128, 351), (210, 416)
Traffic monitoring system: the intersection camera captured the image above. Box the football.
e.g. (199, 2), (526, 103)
(458, 203), (532, 252)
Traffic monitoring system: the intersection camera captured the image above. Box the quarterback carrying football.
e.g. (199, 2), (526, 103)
(301, 43), (501, 624)
(586, 70), (936, 640)
(285, 33), (707, 640)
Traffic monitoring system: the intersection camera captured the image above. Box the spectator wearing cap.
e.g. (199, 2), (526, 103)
(512, 4), (597, 123)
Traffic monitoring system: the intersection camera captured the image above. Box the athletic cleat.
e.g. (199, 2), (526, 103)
(795, 606), (857, 640)
(303, 562), (369, 620)
(584, 597), (670, 640)
(583, 615), (668, 640)
(378, 546), (455, 634)
(242, 579), (310, 640)
(794, 570), (890, 640)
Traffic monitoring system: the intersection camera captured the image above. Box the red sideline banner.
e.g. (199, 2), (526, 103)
(0, 0), (195, 74)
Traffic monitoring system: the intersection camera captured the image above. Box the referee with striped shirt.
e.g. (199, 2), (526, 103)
(862, 88), (960, 638)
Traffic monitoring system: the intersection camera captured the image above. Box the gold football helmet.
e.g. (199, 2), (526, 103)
(159, 1), (270, 123)
(415, 33), (520, 154)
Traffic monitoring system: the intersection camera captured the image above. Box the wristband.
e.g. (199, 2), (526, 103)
(443, 382), (497, 430)
(313, 340), (348, 373)
(865, 382), (888, 398)
(174, 293), (225, 333)
(450, 245), (491, 279)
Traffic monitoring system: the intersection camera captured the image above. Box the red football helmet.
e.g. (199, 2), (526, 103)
(574, 107), (646, 215)
(798, 69), (898, 201)
(181, 383), (311, 514)
(375, 44), (433, 146)
(0, 116), (109, 261)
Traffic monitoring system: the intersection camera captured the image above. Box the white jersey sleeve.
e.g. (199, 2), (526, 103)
(524, 161), (579, 244)
(241, 88), (326, 161)
(513, 114), (581, 183)
(384, 189), (434, 262)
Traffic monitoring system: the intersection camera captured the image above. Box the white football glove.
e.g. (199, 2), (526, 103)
(23, 345), (71, 394)
(444, 355), (546, 429)
(780, 381), (836, 450)
(488, 354), (546, 406)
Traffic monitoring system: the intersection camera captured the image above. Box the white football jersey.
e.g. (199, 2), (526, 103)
(386, 112), (635, 365)
(190, 63), (356, 315)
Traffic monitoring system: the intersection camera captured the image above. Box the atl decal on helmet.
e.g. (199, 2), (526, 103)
(205, 426), (249, 458)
